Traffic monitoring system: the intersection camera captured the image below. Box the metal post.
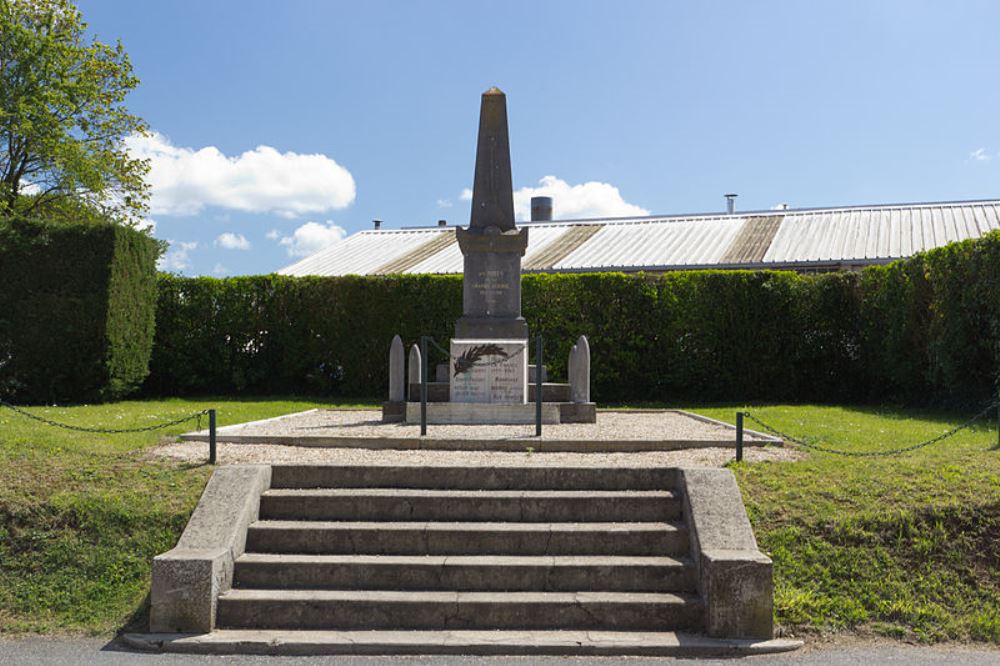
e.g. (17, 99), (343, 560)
(535, 335), (543, 437)
(208, 409), (217, 465)
(420, 336), (428, 436)
(735, 411), (744, 463)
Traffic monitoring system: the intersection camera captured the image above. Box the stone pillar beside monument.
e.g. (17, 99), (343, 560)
(382, 335), (405, 422)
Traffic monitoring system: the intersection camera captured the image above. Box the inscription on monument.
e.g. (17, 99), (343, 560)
(470, 269), (510, 312)
(449, 339), (527, 404)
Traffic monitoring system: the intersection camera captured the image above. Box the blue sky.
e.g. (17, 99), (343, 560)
(77, 0), (1000, 276)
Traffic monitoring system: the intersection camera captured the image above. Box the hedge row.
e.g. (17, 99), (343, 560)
(145, 231), (1000, 406)
(0, 219), (159, 403)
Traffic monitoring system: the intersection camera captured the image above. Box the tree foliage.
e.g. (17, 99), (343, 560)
(0, 0), (149, 224)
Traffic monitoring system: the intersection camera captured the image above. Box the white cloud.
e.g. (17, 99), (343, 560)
(126, 131), (356, 217)
(19, 180), (41, 196)
(437, 198), (453, 208)
(134, 218), (157, 233)
(279, 220), (347, 257)
(970, 148), (992, 162)
(215, 232), (251, 250)
(212, 263), (228, 276)
(512, 176), (648, 220)
(265, 229), (281, 241)
(459, 188), (473, 201)
(158, 240), (197, 272)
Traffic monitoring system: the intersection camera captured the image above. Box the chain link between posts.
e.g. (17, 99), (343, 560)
(425, 336), (450, 358)
(0, 399), (210, 434)
(742, 400), (999, 457)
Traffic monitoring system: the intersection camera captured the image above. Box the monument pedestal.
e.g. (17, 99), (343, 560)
(454, 226), (529, 340)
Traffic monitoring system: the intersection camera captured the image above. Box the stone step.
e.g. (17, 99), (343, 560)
(245, 520), (688, 556)
(258, 489), (681, 522)
(232, 553), (696, 593)
(125, 629), (804, 657)
(528, 383), (570, 402)
(407, 382), (449, 402)
(269, 464), (677, 491)
(216, 589), (703, 631)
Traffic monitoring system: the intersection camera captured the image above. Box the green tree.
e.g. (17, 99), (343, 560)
(0, 0), (149, 224)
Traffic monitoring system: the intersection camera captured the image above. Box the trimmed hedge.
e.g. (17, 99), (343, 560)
(145, 275), (464, 397)
(146, 231), (1000, 406)
(145, 269), (869, 403)
(0, 219), (159, 403)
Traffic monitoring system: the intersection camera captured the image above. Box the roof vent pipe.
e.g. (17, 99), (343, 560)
(373, 219), (382, 230)
(531, 196), (553, 222)
(438, 219), (447, 227)
(725, 193), (738, 215)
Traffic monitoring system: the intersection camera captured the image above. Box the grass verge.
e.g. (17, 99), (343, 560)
(692, 403), (1000, 642)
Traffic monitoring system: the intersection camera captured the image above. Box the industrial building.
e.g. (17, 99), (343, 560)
(280, 198), (1000, 277)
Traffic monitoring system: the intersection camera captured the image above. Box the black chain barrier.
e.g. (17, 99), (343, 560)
(425, 336), (450, 359)
(743, 401), (999, 457)
(0, 399), (209, 434)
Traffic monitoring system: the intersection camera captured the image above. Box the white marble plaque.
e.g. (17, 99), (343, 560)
(449, 339), (527, 404)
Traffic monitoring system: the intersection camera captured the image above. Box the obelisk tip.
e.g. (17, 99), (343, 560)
(483, 86), (505, 96)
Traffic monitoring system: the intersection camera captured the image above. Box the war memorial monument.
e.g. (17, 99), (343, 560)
(383, 87), (595, 425)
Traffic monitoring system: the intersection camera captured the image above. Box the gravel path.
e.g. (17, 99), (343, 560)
(159, 408), (795, 466)
(151, 439), (802, 467)
(192, 409), (775, 443)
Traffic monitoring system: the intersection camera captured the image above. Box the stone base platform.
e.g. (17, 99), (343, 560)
(404, 402), (561, 425)
(393, 400), (596, 425)
(181, 409), (780, 453)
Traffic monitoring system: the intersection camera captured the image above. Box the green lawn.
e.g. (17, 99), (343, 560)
(695, 403), (1000, 642)
(0, 397), (344, 635)
(0, 398), (997, 641)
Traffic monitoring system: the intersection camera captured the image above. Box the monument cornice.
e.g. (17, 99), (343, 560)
(456, 226), (529, 256)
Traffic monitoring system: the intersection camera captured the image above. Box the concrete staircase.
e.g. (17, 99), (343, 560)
(218, 466), (702, 635)
(141, 463), (797, 656)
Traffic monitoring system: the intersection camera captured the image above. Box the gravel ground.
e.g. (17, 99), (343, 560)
(158, 408), (796, 466)
(191, 409), (775, 443)
(150, 439), (802, 467)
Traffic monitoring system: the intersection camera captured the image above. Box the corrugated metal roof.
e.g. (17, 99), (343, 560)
(762, 201), (1000, 264)
(279, 199), (1000, 276)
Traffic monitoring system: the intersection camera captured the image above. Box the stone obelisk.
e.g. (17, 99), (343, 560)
(454, 87), (529, 340)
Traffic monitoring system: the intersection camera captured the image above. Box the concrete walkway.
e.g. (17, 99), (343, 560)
(2, 637), (999, 665)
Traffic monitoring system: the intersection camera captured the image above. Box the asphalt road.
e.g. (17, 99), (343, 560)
(1, 637), (999, 666)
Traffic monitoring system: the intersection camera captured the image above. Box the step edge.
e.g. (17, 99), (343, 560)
(123, 631), (803, 657)
(248, 520), (687, 530)
(218, 589), (703, 604)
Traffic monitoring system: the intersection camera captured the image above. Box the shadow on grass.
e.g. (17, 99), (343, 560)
(140, 394), (381, 407)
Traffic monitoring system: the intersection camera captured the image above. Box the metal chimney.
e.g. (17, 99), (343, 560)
(530, 196), (553, 222)
(373, 219), (382, 230)
(437, 219), (447, 227)
(725, 193), (738, 215)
